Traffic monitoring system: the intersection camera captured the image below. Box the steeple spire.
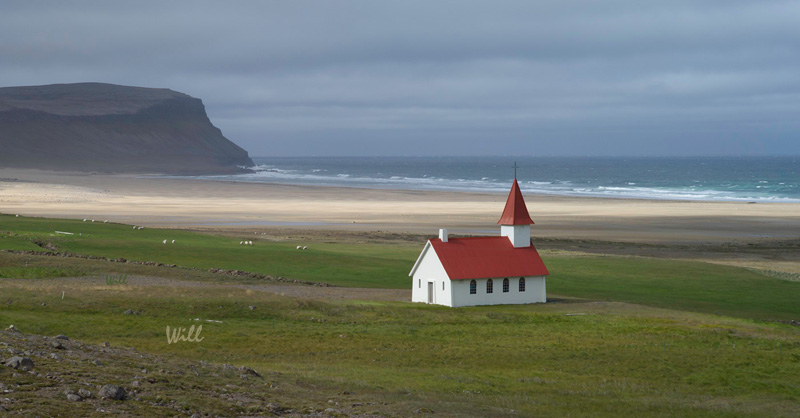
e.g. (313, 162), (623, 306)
(497, 178), (534, 225)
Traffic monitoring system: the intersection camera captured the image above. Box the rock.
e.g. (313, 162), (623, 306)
(123, 309), (133, 315)
(238, 366), (261, 378)
(414, 407), (434, 414)
(130, 380), (141, 388)
(49, 353), (61, 360)
(51, 341), (65, 350)
(41, 303), (46, 307)
(66, 393), (82, 402)
(93, 360), (103, 366)
(5, 356), (34, 371)
(78, 388), (92, 398)
(102, 342), (110, 347)
(248, 305), (256, 310)
(98, 384), (126, 400)
(266, 403), (285, 413)
(54, 335), (69, 340)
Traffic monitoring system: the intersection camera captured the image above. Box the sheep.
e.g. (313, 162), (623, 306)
(171, 240), (176, 244)
(296, 245), (301, 250)
(240, 241), (243, 245)
(133, 226), (137, 229)
(162, 239), (167, 244)
(249, 241), (253, 245)
(104, 220), (108, 223)
(83, 219), (87, 222)
(303, 246), (308, 250)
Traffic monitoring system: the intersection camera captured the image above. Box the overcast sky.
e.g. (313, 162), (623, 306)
(3, 1), (799, 156)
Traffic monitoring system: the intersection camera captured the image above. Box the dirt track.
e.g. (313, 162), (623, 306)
(0, 275), (410, 302)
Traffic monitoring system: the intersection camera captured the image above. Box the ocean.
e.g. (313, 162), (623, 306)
(196, 156), (800, 203)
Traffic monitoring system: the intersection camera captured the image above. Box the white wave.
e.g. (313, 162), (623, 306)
(188, 168), (800, 203)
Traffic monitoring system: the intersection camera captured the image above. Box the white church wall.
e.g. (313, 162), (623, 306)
(410, 244), (452, 306)
(500, 225), (531, 248)
(450, 276), (546, 307)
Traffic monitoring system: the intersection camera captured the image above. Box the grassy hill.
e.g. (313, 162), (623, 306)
(1, 213), (799, 416)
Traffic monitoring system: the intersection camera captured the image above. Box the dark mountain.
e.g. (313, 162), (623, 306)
(0, 83), (254, 174)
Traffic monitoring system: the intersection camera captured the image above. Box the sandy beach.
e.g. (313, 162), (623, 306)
(2, 167), (800, 244)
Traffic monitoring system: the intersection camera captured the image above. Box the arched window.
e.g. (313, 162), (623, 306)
(487, 279), (493, 294)
(519, 277), (526, 292)
(503, 278), (509, 293)
(469, 280), (476, 294)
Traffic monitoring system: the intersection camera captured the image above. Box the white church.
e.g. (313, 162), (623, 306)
(409, 178), (549, 307)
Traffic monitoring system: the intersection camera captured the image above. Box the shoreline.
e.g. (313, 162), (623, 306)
(2, 168), (800, 244)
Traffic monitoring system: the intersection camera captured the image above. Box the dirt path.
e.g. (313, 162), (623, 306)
(0, 275), (409, 302)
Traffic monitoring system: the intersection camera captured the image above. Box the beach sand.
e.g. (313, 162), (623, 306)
(2, 168), (800, 244)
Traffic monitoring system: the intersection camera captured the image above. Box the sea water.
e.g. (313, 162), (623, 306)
(196, 156), (800, 202)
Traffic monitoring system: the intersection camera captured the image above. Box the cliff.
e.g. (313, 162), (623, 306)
(0, 83), (254, 174)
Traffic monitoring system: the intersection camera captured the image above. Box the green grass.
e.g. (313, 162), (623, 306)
(1, 283), (798, 417)
(3, 213), (800, 323)
(0, 214), (416, 288)
(546, 255), (800, 322)
(0, 266), (82, 279)
(2, 213), (800, 415)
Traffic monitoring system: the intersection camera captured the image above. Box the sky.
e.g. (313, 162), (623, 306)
(2, 1), (799, 157)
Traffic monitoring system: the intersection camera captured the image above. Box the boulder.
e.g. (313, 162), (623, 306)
(98, 384), (126, 400)
(5, 356), (34, 371)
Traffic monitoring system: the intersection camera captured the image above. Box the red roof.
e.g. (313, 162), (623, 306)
(497, 179), (534, 225)
(429, 236), (549, 280)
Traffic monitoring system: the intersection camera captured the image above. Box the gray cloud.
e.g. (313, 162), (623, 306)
(2, 0), (798, 156)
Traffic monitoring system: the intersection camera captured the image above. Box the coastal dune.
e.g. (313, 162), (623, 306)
(2, 168), (800, 243)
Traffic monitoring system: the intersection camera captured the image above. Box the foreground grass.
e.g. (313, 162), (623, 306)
(1, 280), (799, 417)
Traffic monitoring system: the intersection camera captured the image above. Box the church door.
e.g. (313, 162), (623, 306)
(427, 282), (434, 304)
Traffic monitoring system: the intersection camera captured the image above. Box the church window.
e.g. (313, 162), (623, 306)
(418, 279), (421, 288)
(503, 278), (509, 293)
(442, 281), (445, 290)
(487, 279), (493, 294)
(469, 280), (476, 294)
(519, 277), (526, 292)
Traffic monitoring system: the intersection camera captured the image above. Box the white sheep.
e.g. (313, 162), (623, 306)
(133, 226), (137, 229)
(162, 239), (167, 244)
(240, 241), (243, 245)
(83, 219), (87, 222)
(296, 245), (301, 250)
(303, 246), (308, 250)
(171, 240), (176, 244)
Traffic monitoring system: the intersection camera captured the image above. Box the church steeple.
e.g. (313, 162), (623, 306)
(498, 177), (534, 248)
(497, 178), (534, 226)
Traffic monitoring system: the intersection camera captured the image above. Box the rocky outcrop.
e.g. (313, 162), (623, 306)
(0, 83), (254, 174)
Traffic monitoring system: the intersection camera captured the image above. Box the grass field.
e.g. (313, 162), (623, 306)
(1, 213), (800, 416)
